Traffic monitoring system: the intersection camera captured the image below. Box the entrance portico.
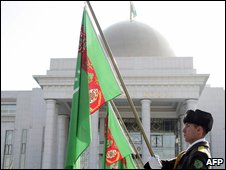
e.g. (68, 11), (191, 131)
(33, 55), (208, 168)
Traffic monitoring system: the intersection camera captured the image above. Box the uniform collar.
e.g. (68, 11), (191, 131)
(185, 138), (206, 153)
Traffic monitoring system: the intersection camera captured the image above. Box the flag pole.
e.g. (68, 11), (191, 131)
(130, 1), (132, 22)
(110, 100), (144, 168)
(86, 1), (155, 157)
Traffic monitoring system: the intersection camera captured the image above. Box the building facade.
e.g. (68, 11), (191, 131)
(1, 21), (225, 169)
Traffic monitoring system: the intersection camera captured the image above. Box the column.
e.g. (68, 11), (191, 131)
(141, 99), (151, 163)
(99, 118), (105, 147)
(179, 114), (186, 151)
(180, 99), (198, 150)
(42, 100), (58, 169)
(57, 114), (69, 169)
(88, 110), (99, 169)
(99, 117), (105, 167)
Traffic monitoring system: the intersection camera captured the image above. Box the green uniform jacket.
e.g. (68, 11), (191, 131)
(144, 141), (211, 169)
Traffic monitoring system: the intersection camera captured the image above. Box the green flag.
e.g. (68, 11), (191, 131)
(102, 103), (137, 169)
(131, 2), (137, 18)
(65, 7), (121, 169)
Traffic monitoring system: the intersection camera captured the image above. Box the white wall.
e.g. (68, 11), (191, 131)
(198, 86), (225, 169)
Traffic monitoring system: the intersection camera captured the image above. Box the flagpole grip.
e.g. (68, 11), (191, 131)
(86, 1), (155, 157)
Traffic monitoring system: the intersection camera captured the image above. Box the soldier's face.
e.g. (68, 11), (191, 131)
(182, 123), (200, 144)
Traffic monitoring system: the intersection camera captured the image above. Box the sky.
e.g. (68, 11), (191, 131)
(1, 1), (225, 91)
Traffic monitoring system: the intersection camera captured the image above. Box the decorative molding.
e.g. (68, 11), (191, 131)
(34, 75), (207, 100)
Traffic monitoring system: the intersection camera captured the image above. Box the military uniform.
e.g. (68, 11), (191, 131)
(144, 140), (211, 169)
(162, 140), (211, 169)
(144, 109), (214, 169)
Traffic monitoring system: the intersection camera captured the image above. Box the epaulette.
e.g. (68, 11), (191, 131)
(198, 146), (205, 152)
(198, 146), (211, 157)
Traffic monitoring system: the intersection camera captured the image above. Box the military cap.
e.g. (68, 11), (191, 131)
(183, 109), (213, 133)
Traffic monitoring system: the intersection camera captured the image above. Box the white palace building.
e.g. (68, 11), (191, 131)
(1, 21), (225, 169)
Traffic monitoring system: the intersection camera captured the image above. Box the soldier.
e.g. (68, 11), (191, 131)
(144, 109), (214, 169)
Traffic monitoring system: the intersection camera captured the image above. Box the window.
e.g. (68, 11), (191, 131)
(19, 129), (27, 169)
(130, 132), (142, 154)
(1, 104), (16, 115)
(3, 130), (14, 169)
(130, 132), (141, 144)
(151, 135), (163, 147)
(151, 118), (178, 133)
(123, 118), (141, 132)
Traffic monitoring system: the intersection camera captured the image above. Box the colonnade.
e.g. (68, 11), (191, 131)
(42, 98), (197, 168)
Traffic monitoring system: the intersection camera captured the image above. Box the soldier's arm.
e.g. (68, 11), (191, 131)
(189, 151), (209, 169)
(143, 158), (175, 169)
(161, 159), (176, 169)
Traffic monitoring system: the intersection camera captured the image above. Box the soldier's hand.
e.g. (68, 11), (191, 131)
(148, 155), (162, 169)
